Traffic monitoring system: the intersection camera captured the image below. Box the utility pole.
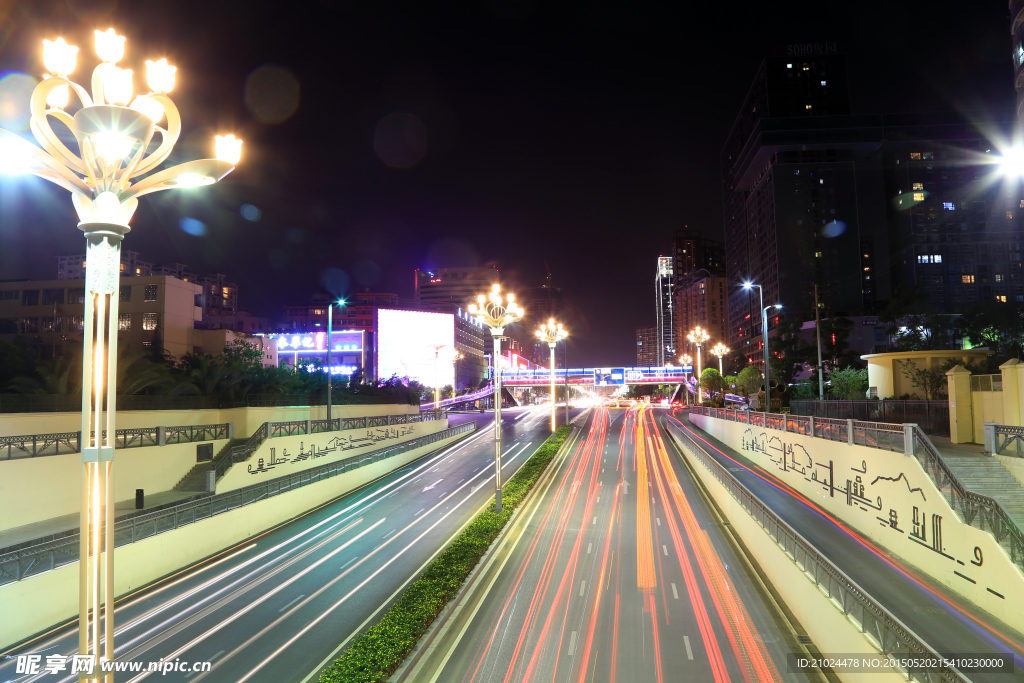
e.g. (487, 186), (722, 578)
(814, 284), (824, 399)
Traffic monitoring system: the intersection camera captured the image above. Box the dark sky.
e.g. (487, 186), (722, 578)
(0, 0), (1015, 366)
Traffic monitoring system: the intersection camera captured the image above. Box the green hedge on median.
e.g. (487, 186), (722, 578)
(319, 423), (573, 683)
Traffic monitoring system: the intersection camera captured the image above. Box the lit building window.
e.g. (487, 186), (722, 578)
(805, 104), (812, 109)
(820, 80), (826, 86)
(802, 65), (809, 71)
(913, 182), (923, 190)
(118, 313), (131, 331)
(142, 312), (158, 330)
(1008, 211), (1014, 219)
(962, 275), (975, 283)
(943, 202), (955, 210)
(144, 284), (158, 301)
(913, 192), (925, 201)
(815, 251), (822, 258)
(787, 63), (792, 68)
(996, 274), (1005, 282)
(998, 295), (1007, 302)
(910, 152), (921, 160)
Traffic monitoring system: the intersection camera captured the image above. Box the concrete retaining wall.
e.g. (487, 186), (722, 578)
(667, 428), (905, 683)
(691, 413), (1024, 633)
(0, 429), (466, 651)
(0, 439), (227, 531)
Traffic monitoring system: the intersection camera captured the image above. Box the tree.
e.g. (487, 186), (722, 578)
(0, 336), (38, 390)
(818, 317), (861, 370)
(700, 368), (725, 404)
(768, 317), (809, 391)
(736, 366), (763, 401)
(958, 300), (1024, 358)
(879, 284), (955, 351)
(828, 366), (868, 399)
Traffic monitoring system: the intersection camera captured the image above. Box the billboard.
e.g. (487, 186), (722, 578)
(377, 308), (455, 387)
(594, 368), (625, 385)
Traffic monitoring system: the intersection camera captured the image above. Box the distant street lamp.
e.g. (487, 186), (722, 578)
(0, 30), (240, 677)
(679, 353), (692, 405)
(687, 327), (710, 403)
(711, 343), (729, 375)
(326, 298), (346, 422)
(536, 318), (568, 433)
(468, 285), (524, 513)
(430, 344), (448, 415)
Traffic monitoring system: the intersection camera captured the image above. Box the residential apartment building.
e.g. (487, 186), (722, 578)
(675, 276), (729, 361)
(0, 276), (203, 359)
(636, 325), (658, 366)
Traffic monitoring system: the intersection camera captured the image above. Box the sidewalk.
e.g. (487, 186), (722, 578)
(0, 489), (205, 551)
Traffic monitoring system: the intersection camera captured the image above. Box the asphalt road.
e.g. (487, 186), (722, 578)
(420, 405), (816, 683)
(1, 403), (582, 683)
(670, 412), (1024, 681)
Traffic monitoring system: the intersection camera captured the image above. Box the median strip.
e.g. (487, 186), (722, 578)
(317, 424), (573, 683)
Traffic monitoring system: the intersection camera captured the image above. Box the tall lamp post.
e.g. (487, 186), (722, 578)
(468, 285), (524, 513)
(430, 344), (448, 415)
(0, 30), (241, 677)
(326, 298), (345, 422)
(679, 353), (692, 405)
(536, 318), (568, 432)
(741, 282), (782, 411)
(687, 326), (710, 403)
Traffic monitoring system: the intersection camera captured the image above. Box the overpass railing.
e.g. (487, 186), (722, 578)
(419, 385), (494, 410)
(0, 422), (475, 586)
(984, 423), (1024, 458)
(666, 418), (968, 683)
(0, 423), (231, 460)
(689, 406), (1024, 572)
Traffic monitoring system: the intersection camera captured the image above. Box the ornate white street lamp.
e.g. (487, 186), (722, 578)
(430, 343), (448, 414)
(468, 284), (523, 513)
(679, 353), (692, 405)
(536, 318), (568, 433)
(687, 326), (710, 403)
(0, 30), (240, 678)
(712, 342), (729, 375)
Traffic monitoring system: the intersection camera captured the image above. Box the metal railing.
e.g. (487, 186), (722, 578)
(0, 423), (231, 460)
(420, 384), (494, 410)
(0, 422), (476, 586)
(790, 399), (949, 437)
(987, 423), (1024, 458)
(666, 419), (968, 683)
(0, 392), (418, 413)
(689, 406), (1024, 572)
(213, 412), (447, 480)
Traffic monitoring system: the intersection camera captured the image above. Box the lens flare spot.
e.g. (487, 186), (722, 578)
(240, 203), (261, 221)
(822, 220), (847, 238)
(0, 73), (38, 131)
(373, 112), (428, 169)
(179, 217), (207, 236)
(244, 65), (301, 124)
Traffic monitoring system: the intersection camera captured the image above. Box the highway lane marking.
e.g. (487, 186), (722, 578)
(567, 631), (578, 656)
(414, 508), (425, 517)
(684, 635), (693, 660)
(579, 581), (586, 596)
(587, 543), (592, 554)
(439, 493), (447, 498)
(279, 595), (305, 612)
(657, 517), (661, 526)
(423, 479), (444, 491)
(592, 516), (596, 525)
(671, 583), (679, 599)
(340, 557), (359, 570)
(662, 545), (668, 556)
(596, 497), (600, 502)
(382, 529), (396, 539)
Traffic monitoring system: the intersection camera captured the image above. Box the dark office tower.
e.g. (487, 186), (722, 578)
(881, 113), (1022, 308)
(721, 50), (890, 364)
(672, 229), (726, 284)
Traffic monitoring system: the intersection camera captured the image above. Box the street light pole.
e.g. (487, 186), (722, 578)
(0, 30), (241, 678)
(679, 353), (692, 406)
(712, 343), (729, 375)
(742, 282), (782, 411)
(468, 285), (524, 513)
(536, 318), (568, 432)
(687, 326), (710, 403)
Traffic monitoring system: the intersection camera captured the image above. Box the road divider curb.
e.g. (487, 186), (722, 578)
(317, 423), (576, 683)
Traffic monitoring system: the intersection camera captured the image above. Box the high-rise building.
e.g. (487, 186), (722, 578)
(1012, 1), (1024, 123)
(636, 325), (658, 366)
(721, 51), (889, 364)
(676, 276), (729, 361)
(57, 250), (153, 280)
(654, 256), (674, 365)
(672, 229), (725, 284)
(414, 266), (499, 311)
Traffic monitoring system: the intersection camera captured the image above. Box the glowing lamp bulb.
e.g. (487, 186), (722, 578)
(1001, 147), (1024, 177)
(103, 67), (134, 105)
(92, 132), (133, 162)
(43, 76), (69, 109)
(130, 95), (164, 123)
(215, 134), (243, 165)
(0, 137), (34, 175)
(43, 38), (78, 76)
(94, 29), (125, 63)
(146, 59), (176, 93)
(492, 284), (500, 293)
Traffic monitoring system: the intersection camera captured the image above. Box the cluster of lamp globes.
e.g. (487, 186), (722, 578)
(467, 285), (524, 331)
(536, 318), (568, 345)
(0, 29), (242, 229)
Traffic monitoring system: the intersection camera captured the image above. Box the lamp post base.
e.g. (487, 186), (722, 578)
(495, 488), (502, 514)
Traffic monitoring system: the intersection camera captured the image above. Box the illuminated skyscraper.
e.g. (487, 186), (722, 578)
(654, 257), (674, 365)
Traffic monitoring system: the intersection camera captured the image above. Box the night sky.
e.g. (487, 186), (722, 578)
(0, 0), (1015, 366)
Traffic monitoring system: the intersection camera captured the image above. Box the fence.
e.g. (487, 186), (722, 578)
(0, 423), (231, 460)
(0, 392), (417, 413)
(213, 411), (447, 480)
(790, 399), (949, 437)
(666, 420), (968, 683)
(0, 421), (475, 586)
(689, 406), (1024, 573)
(987, 424), (1024, 457)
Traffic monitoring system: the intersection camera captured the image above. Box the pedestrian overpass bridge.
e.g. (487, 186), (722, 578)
(499, 366), (692, 387)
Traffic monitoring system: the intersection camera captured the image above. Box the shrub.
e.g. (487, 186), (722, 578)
(319, 424), (573, 683)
